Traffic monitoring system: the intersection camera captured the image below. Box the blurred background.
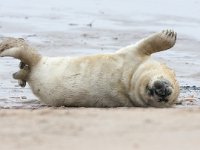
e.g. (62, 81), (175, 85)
(0, 1), (200, 150)
(0, 0), (200, 108)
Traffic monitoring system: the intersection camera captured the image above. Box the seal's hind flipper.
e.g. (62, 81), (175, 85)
(0, 38), (41, 67)
(13, 64), (29, 87)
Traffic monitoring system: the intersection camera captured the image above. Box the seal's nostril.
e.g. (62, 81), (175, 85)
(155, 88), (166, 97)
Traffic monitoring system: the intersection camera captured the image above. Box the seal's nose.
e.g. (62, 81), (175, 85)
(153, 80), (172, 98)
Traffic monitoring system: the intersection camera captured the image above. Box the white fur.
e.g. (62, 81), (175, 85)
(29, 54), (135, 107)
(0, 30), (180, 107)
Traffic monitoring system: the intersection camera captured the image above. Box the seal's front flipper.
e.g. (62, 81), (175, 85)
(136, 29), (177, 56)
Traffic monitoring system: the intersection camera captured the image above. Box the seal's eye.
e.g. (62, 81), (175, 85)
(146, 85), (154, 96)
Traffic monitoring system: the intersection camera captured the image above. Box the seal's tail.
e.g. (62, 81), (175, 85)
(0, 38), (41, 67)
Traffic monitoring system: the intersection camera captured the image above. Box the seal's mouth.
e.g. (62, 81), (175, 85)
(147, 79), (173, 103)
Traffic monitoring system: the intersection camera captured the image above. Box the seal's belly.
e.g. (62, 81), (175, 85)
(28, 56), (133, 107)
(28, 72), (131, 107)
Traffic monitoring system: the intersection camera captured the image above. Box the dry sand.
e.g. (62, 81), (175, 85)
(1, 108), (200, 150)
(0, 0), (200, 149)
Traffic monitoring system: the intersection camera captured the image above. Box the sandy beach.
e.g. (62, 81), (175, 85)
(0, 0), (200, 149)
(1, 108), (200, 150)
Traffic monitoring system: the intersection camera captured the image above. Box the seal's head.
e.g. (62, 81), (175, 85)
(130, 61), (180, 107)
(145, 76), (179, 107)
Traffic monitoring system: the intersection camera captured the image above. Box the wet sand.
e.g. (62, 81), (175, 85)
(0, 0), (200, 149)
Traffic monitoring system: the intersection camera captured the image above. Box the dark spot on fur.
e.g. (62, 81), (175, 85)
(19, 38), (25, 41)
(1, 44), (10, 52)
